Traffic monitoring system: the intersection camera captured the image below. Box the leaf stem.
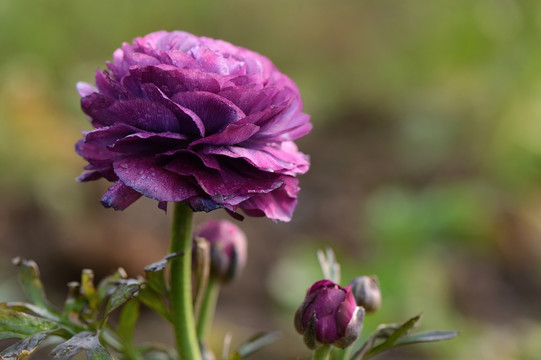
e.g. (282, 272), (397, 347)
(169, 202), (201, 360)
(196, 278), (220, 340)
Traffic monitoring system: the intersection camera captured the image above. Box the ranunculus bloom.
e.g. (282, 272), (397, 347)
(294, 280), (364, 350)
(76, 30), (311, 221)
(193, 220), (247, 284)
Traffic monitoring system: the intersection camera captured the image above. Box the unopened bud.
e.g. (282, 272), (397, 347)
(294, 280), (364, 350)
(193, 220), (247, 284)
(349, 275), (381, 313)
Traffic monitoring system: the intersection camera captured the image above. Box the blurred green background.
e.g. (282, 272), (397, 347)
(2, 0), (541, 359)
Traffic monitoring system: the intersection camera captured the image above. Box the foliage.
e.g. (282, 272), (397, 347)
(0, 257), (275, 360)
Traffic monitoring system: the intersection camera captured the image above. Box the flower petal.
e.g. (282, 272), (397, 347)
(239, 176), (299, 222)
(190, 123), (259, 147)
(129, 65), (222, 95)
(81, 93), (181, 132)
(113, 157), (199, 202)
(108, 131), (188, 154)
(171, 91), (245, 134)
(101, 181), (142, 210)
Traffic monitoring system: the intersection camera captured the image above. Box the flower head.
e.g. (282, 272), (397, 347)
(294, 280), (364, 350)
(193, 219), (247, 284)
(76, 31), (311, 221)
(349, 275), (382, 314)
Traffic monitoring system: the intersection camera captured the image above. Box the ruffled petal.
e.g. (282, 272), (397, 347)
(200, 143), (308, 175)
(190, 123), (259, 147)
(113, 157), (199, 202)
(171, 91), (245, 134)
(101, 181), (143, 210)
(239, 176), (299, 222)
(81, 93), (181, 132)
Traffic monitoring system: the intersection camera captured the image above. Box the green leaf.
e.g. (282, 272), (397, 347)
(116, 299), (140, 346)
(144, 258), (169, 296)
(50, 331), (113, 360)
(81, 269), (99, 313)
(136, 286), (171, 323)
(96, 268), (128, 304)
(61, 282), (87, 327)
(352, 314), (422, 360)
(0, 308), (59, 340)
(395, 330), (459, 345)
(105, 279), (140, 317)
(11, 258), (60, 321)
(0, 330), (54, 360)
(1, 301), (58, 321)
(228, 332), (280, 359)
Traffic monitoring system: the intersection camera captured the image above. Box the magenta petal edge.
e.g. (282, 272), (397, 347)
(76, 30), (311, 222)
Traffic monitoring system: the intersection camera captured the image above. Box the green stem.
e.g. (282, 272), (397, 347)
(169, 202), (201, 360)
(196, 278), (220, 339)
(332, 347), (352, 360)
(313, 345), (332, 360)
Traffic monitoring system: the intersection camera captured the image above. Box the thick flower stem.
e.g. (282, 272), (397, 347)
(196, 278), (220, 340)
(169, 202), (202, 360)
(313, 345), (332, 360)
(332, 347), (352, 360)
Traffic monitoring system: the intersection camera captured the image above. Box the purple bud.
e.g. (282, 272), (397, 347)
(193, 220), (247, 284)
(349, 275), (382, 314)
(294, 280), (364, 350)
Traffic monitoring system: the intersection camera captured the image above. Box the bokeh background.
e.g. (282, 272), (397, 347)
(2, 0), (541, 359)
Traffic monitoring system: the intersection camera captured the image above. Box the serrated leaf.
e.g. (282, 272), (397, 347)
(229, 332), (280, 359)
(136, 286), (171, 323)
(352, 315), (422, 360)
(11, 258), (60, 321)
(352, 324), (400, 360)
(0, 308), (59, 340)
(50, 331), (112, 360)
(144, 259), (169, 296)
(364, 315), (421, 359)
(1, 301), (58, 321)
(105, 279), (140, 317)
(0, 330), (53, 360)
(96, 268), (128, 303)
(395, 330), (458, 346)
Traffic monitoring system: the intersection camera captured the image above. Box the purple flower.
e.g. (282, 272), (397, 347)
(193, 219), (247, 284)
(76, 31), (311, 221)
(294, 280), (364, 350)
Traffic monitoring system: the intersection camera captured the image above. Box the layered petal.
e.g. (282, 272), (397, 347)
(76, 30), (311, 221)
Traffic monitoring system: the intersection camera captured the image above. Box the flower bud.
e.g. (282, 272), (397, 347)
(294, 280), (364, 350)
(349, 275), (382, 313)
(193, 220), (247, 284)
